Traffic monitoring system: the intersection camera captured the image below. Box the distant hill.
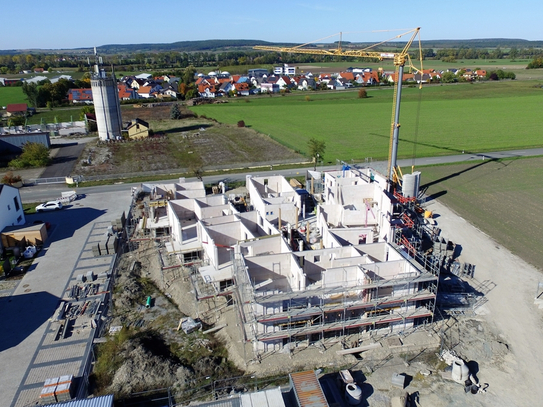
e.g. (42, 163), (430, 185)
(419, 38), (543, 48)
(2, 38), (543, 54)
(98, 39), (279, 54)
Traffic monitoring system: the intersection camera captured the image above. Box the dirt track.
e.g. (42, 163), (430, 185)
(410, 199), (543, 406)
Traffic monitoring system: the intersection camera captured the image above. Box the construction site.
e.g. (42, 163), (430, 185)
(11, 29), (542, 406)
(124, 163), (451, 360)
(111, 156), (512, 405)
(105, 29), (497, 404)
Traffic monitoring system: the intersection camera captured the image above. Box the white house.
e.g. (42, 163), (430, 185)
(0, 184), (26, 248)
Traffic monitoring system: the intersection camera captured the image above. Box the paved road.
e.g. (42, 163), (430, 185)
(40, 143), (87, 178)
(19, 147), (543, 203)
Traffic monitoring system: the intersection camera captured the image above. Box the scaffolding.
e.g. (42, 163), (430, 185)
(232, 250), (438, 359)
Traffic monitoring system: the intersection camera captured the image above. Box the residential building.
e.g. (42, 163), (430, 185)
(274, 64), (296, 75)
(126, 118), (150, 139)
(68, 89), (93, 104)
(248, 68), (268, 77)
(0, 184), (25, 249)
(140, 167), (438, 362)
(117, 84), (138, 100)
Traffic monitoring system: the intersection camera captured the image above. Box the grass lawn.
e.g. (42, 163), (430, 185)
(415, 156), (543, 270)
(190, 80), (543, 163)
(0, 86), (26, 106)
(27, 107), (84, 125)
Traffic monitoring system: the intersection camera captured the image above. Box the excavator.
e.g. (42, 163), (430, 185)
(254, 28), (424, 193)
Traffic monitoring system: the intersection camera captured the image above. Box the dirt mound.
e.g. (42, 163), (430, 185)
(108, 336), (192, 396)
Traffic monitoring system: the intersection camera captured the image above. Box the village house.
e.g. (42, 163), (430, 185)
(68, 89), (93, 104)
(5, 104), (29, 117)
(126, 118), (150, 140)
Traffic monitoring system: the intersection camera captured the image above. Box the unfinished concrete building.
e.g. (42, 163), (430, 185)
(139, 169), (439, 360)
(247, 175), (311, 227)
(318, 167), (392, 245)
(231, 169), (437, 356)
(233, 241), (437, 354)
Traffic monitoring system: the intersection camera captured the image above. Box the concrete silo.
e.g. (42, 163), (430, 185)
(90, 53), (123, 141)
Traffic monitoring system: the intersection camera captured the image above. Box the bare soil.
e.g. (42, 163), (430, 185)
(73, 104), (304, 178)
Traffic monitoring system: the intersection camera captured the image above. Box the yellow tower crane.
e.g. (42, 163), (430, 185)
(254, 28), (423, 188)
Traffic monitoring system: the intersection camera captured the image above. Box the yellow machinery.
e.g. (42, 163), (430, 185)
(254, 28), (423, 187)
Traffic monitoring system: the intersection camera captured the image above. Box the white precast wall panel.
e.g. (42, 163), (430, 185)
(91, 75), (122, 141)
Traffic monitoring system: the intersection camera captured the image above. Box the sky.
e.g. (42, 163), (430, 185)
(1, 0), (542, 50)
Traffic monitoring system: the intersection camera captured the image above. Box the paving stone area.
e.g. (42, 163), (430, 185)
(0, 190), (132, 407)
(10, 222), (118, 407)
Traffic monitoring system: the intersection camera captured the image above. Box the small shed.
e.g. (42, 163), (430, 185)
(126, 118), (150, 139)
(1, 223), (48, 248)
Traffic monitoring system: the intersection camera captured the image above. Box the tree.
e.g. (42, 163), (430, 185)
(441, 71), (457, 83)
(8, 116), (25, 127)
(527, 56), (543, 69)
(307, 137), (326, 171)
(182, 65), (197, 85)
(358, 88), (368, 98)
(1, 171), (22, 186)
(9, 142), (50, 168)
(79, 105), (95, 120)
(509, 47), (519, 61)
(170, 103), (182, 119)
(178, 82), (188, 99)
(22, 82), (39, 107)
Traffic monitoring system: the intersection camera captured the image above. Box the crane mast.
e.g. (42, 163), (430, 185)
(254, 28), (422, 186)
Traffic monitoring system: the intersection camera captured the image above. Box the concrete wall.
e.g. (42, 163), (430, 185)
(200, 223), (219, 267)
(245, 252), (304, 292)
(330, 227), (375, 246)
(247, 175), (302, 226)
(239, 235), (285, 257)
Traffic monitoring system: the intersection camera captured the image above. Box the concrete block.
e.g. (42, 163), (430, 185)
(92, 243), (101, 257)
(391, 373), (406, 389)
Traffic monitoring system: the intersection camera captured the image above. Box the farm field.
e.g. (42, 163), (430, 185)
(415, 156), (543, 270)
(0, 86), (25, 106)
(190, 80), (543, 163)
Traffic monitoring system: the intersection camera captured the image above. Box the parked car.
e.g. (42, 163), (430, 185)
(35, 201), (63, 212)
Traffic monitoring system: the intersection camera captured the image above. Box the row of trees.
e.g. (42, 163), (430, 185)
(432, 46), (541, 62)
(0, 53), (84, 74)
(440, 69), (516, 83)
(21, 77), (90, 108)
(3, 44), (542, 75)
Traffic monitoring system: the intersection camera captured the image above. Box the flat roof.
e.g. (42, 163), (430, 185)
(290, 371), (329, 407)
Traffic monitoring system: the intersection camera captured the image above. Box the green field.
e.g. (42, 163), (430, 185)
(0, 86), (26, 106)
(190, 81), (543, 162)
(416, 156), (543, 270)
